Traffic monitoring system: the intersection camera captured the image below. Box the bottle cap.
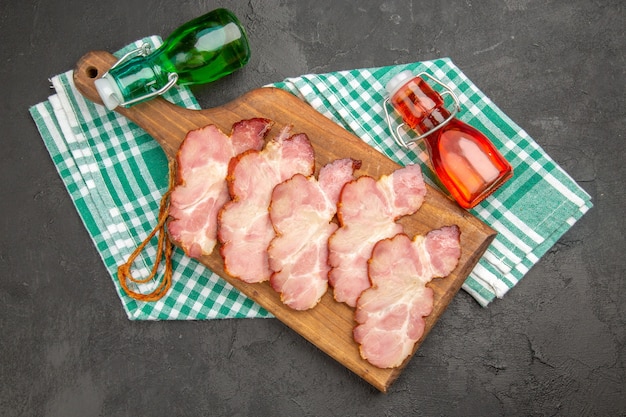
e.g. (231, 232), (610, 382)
(95, 75), (122, 110)
(385, 70), (415, 98)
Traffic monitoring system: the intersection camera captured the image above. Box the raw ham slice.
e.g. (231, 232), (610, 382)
(354, 226), (461, 368)
(218, 127), (315, 283)
(268, 158), (360, 310)
(168, 119), (272, 258)
(328, 164), (426, 307)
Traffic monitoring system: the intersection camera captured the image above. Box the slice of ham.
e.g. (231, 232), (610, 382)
(354, 226), (461, 368)
(268, 158), (361, 310)
(168, 119), (272, 259)
(218, 127), (315, 283)
(328, 164), (426, 307)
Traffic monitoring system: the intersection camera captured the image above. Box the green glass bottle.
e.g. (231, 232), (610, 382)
(95, 8), (251, 110)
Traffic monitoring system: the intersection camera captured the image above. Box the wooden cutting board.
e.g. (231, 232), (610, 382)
(74, 51), (496, 392)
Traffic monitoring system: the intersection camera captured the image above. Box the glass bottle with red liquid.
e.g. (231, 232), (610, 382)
(384, 71), (513, 209)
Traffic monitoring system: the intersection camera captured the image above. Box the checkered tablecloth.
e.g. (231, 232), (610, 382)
(30, 37), (592, 319)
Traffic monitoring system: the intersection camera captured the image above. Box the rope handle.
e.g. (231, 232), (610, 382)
(116, 163), (175, 302)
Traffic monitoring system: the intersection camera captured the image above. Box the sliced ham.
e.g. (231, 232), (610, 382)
(328, 164), (426, 307)
(168, 119), (272, 259)
(268, 158), (361, 310)
(218, 127), (315, 283)
(354, 226), (461, 368)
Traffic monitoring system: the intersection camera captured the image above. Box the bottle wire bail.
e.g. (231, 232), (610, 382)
(102, 42), (179, 107)
(384, 72), (462, 149)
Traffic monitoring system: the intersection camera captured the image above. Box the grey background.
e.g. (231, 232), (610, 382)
(1, 0), (625, 416)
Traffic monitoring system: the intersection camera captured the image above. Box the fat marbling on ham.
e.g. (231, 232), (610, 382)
(218, 126), (315, 283)
(354, 226), (461, 368)
(328, 164), (427, 307)
(168, 119), (272, 259)
(268, 158), (361, 310)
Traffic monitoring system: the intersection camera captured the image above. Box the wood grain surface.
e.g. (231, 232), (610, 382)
(74, 51), (496, 392)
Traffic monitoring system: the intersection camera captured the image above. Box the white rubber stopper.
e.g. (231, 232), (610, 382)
(94, 75), (122, 110)
(385, 70), (415, 98)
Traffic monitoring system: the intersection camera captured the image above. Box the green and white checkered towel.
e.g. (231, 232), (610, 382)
(30, 37), (592, 319)
(274, 66), (593, 306)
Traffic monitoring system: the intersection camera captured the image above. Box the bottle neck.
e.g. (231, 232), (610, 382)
(105, 52), (170, 106)
(388, 75), (453, 141)
(415, 106), (452, 138)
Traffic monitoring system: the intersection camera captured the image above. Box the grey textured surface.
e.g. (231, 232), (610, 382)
(1, 0), (625, 416)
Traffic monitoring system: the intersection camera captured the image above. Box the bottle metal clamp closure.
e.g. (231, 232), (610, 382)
(384, 72), (461, 149)
(103, 43), (179, 107)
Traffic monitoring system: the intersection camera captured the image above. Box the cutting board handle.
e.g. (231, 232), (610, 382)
(73, 50), (221, 158)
